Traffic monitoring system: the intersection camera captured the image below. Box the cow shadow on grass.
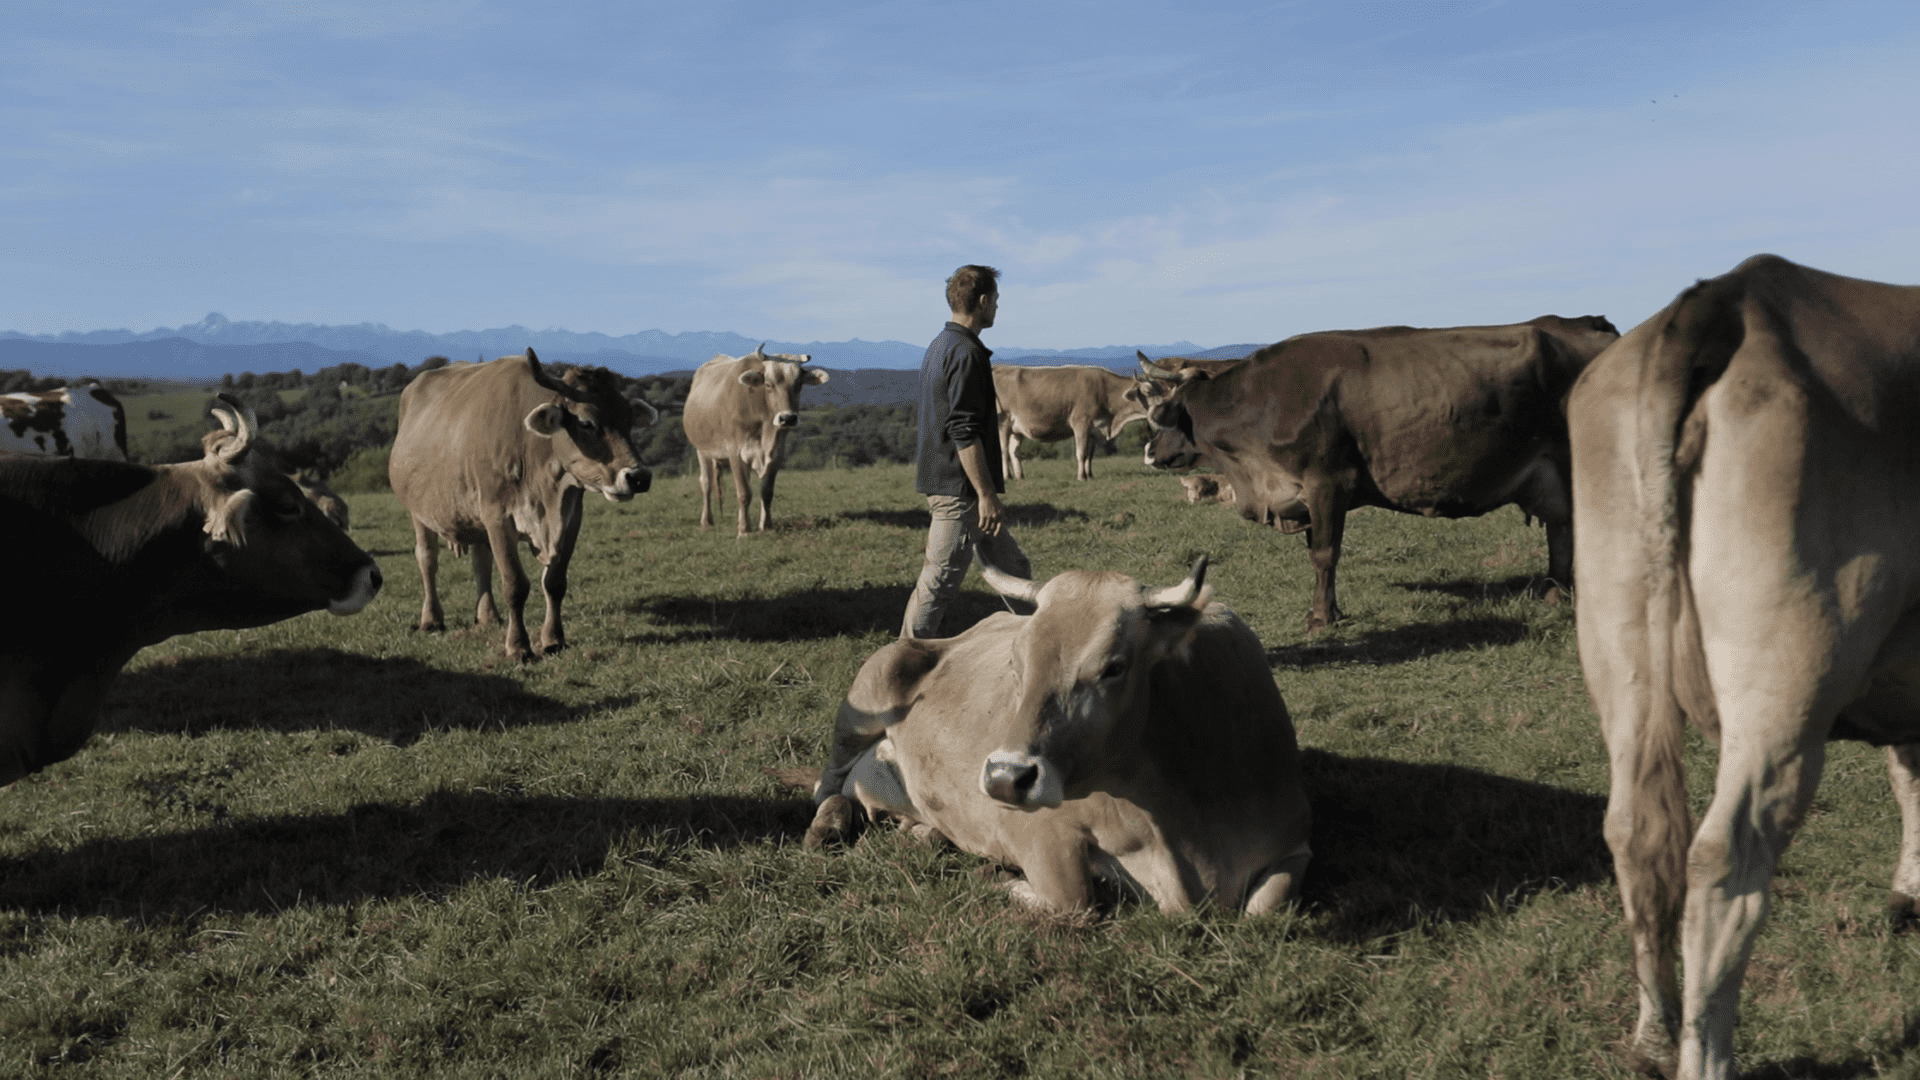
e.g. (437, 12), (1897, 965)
(1267, 617), (1528, 668)
(98, 649), (622, 747)
(632, 587), (1011, 643)
(1295, 748), (1610, 942)
(836, 502), (1091, 531)
(0, 790), (813, 919)
(1392, 574), (1550, 602)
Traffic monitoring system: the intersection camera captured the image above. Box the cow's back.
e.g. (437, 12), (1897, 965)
(390, 360), (548, 535)
(681, 357), (758, 454)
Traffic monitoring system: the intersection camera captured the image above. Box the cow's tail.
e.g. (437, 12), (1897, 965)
(1630, 269), (1746, 919)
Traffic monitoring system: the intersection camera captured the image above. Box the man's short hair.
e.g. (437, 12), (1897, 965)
(946, 265), (1000, 317)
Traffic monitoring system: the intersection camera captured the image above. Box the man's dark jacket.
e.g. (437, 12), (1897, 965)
(914, 322), (1005, 497)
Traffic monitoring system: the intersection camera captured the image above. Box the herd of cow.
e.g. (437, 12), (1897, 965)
(3, 253), (1918, 1077)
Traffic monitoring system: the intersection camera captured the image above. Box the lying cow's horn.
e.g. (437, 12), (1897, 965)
(1145, 555), (1210, 609)
(209, 393), (257, 462)
(981, 564), (1042, 604)
(749, 343), (767, 359)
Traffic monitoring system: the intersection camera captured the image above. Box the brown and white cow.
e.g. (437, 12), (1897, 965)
(1571, 255), (1920, 1080)
(0, 396), (381, 785)
(993, 364), (1154, 481)
(2, 382), (128, 461)
(1142, 314), (1620, 631)
(807, 557), (1312, 914)
(389, 349), (655, 662)
(682, 345), (828, 534)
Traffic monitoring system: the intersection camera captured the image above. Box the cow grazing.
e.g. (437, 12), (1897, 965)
(389, 349), (656, 662)
(2, 382), (128, 461)
(1142, 314), (1620, 631)
(1571, 255), (1920, 1080)
(0, 397), (381, 785)
(1179, 475), (1234, 504)
(682, 345), (828, 535)
(807, 557), (1312, 914)
(993, 364), (1155, 481)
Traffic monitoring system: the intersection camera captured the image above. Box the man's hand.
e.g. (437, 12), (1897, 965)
(976, 491), (1005, 536)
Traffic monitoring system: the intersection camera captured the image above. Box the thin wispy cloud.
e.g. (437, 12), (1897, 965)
(2, 0), (1916, 346)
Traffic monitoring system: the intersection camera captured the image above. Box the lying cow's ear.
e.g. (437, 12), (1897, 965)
(848, 637), (943, 720)
(738, 370), (767, 388)
(523, 404), (565, 437)
(804, 368), (830, 386)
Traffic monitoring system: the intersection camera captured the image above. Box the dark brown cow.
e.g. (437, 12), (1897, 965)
(1143, 315), (1619, 630)
(1572, 255), (1920, 1079)
(0, 397), (381, 785)
(389, 350), (655, 662)
(682, 345), (828, 535)
(807, 557), (1311, 914)
(993, 364), (1154, 480)
(2, 382), (128, 461)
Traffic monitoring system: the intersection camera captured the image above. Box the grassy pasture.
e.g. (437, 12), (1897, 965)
(2, 457), (1916, 1077)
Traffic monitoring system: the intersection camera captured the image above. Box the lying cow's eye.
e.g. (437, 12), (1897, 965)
(275, 497), (303, 521)
(1100, 659), (1128, 681)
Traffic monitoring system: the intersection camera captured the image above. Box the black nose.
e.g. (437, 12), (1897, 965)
(369, 565), (383, 590)
(629, 467), (652, 494)
(982, 760), (1039, 805)
(776, 413), (798, 428)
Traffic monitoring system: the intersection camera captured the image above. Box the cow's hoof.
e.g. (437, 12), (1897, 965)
(1623, 1038), (1677, 1080)
(540, 639), (566, 656)
(804, 795), (852, 850)
(416, 620), (445, 633)
(1888, 890), (1920, 932)
(505, 645), (535, 664)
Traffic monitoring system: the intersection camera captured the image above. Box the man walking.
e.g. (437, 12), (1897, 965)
(900, 264), (1032, 638)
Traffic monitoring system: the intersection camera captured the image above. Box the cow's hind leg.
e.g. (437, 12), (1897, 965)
(729, 455), (752, 536)
(1299, 476), (1349, 632)
(469, 539), (500, 627)
(411, 515), (445, 632)
(536, 486), (584, 655)
(1004, 423), (1024, 481)
(1890, 743), (1920, 929)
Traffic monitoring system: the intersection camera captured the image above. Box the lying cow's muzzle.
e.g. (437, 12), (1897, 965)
(603, 467), (653, 501)
(329, 563), (382, 615)
(981, 750), (1064, 809)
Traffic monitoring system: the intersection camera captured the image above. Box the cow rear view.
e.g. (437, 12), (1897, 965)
(1572, 254), (1920, 1079)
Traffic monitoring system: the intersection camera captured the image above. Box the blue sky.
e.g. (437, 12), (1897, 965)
(4, 0), (1916, 349)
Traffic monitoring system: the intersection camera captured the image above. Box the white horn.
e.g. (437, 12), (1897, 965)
(209, 393), (257, 462)
(1144, 555), (1210, 609)
(981, 564), (1041, 604)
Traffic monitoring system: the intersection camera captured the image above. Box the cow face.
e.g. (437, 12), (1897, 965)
(178, 397), (383, 626)
(1142, 395), (1207, 471)
(519, 351), (655, 501)
(976, 559), (1212, 809)
(735, 344), (829, 430)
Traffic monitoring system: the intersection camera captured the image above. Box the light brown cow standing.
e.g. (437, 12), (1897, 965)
(1572, 254), (1920, 1080)
(389, 350), (655, 662)
(807, 557), (1312, 914)
(0, 396), (381, 785)
(682, 345), (828, 535)
(993, 364), (1154, 481)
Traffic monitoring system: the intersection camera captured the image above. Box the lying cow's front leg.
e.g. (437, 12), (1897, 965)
(1890, 743), (1920, 929)
(482, 517), (535, 662)
(1007, 832), (1092, 912)
(536, 486), (584, 656)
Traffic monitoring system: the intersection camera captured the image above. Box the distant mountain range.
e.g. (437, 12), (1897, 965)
(1, 312), (1264, 383)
